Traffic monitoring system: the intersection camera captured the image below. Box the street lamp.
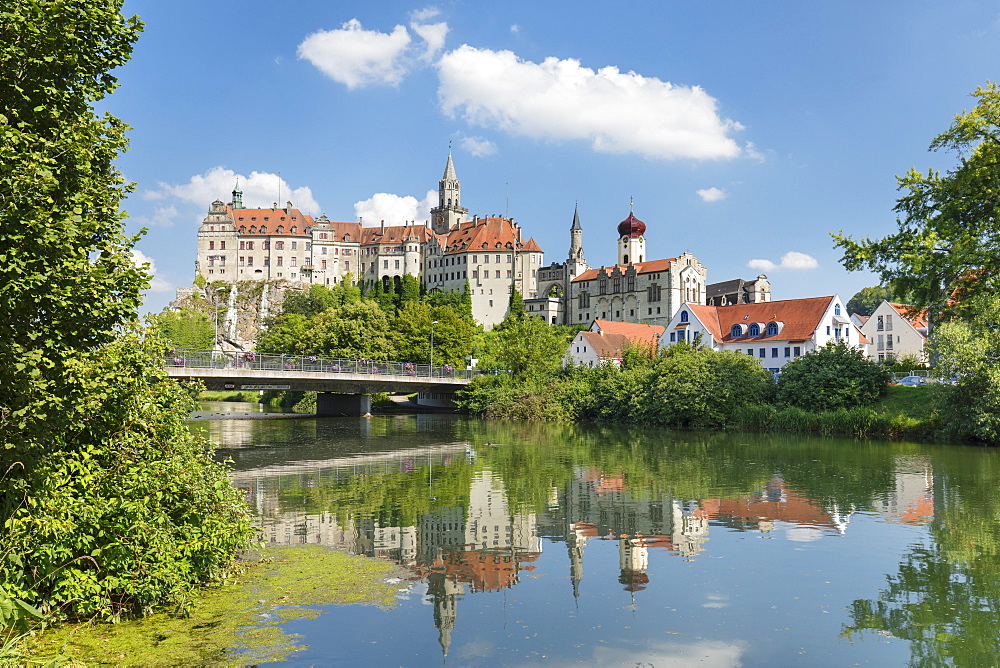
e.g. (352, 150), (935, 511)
(430, 320), (439, 369)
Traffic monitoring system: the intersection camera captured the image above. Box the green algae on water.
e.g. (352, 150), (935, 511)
(30, 545), (404, 666)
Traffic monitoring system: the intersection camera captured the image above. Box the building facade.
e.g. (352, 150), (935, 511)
(193, 154), (544, 329)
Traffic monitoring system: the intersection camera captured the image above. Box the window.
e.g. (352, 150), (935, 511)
(793, 346), (801, 357)
(489, 300), (493, 307)
(275, 241), (284, 250)
(747, 349), (754, 356)
(599, 279), (608, 295)
(648, 284), (661, 302)
(472, 270), (478, 278)
(239, 256), (245, 266)
(239, 241), (245, 250)
(771, 348), (778, 358)
(246, 256), (253, 266)
(784, 347), (791, 357)
(264, 257), (269, 266)
(472, 255), (477, 263)
(484, 255), (490, 263)
(495, 270), (501, 278)
(835, 304), (842, 316)
(247, 241), (254, 250)
(885, 315), (893, 331)
(613, 277), (621, 292)
(383, 260), (388, 270)
(321, 247), (327, 255)
(670, 333), (676, 342)
(759, 348), (766, 358)
(877, 315), (884, 330)
(627, 275), (635, 292)
(496, 255), (501, 263)
(731, 324), (744, 338)
(208, 241), (215, 250)
(826, 326), (831, 335)
(766, 322), (779, 336)
(291, 257), (297, 266)
(395, 260), (400, 270)
(291, 241), (298, 251)
(506, 254), (511, 263)
(680, 311), (689, 323)
(748, 323), (761, 337)
(506, 270), (512, 278)
(220, 241), (225, 250)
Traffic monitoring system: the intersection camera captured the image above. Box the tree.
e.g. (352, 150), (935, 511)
(257, 313), (311, 354)
(391, 302), (475, 366)
(847, 286), (893, 316)
(478, 315), (566, 379)
(776, 341), (890, 411)
(302, 301), (396, 359)
(150, 309), (213, 349)
(834, 82), (1000, 321)
(925, 298), (1000, 442)
(0, 1), (251, 620)
(281, 283), (345, 318)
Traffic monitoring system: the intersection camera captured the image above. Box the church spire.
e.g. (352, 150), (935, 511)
(431, 147), (467, 234)
(571, 203), (582, 231)
(443, 147), (457, 180)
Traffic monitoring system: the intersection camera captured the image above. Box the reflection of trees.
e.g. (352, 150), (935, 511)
(844, 453), (1000, 665)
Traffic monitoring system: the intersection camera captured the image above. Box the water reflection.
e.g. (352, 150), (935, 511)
(207, 415), (997, 664)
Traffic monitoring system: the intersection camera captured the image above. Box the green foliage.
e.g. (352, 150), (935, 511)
(0, 1), (252, 625)
(508, 288), (526, 319)
(776, 341), (890, 411)
(193, 273), (207, 289)
(1, 334), (254, 621)
(478, 315), (566, 379)
(256, 313), (311, 354)
(281, 283), (355, 318)
(834, 82), (1000, 321)
(301, 301), (396, 359)
(391, 302), (475, 366)
(927, 298), (1000, 442)
(150, 308), (214, 349)
(846, 286), (892, 316)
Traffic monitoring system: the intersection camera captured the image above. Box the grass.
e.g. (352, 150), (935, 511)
(874, 384), (946, 421)
(198, 390), (261, 402)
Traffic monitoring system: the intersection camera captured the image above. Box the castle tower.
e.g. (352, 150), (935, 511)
(430, 150), (468, 234)
(617, 207), (646, 266)
(231, 180), (243, 209)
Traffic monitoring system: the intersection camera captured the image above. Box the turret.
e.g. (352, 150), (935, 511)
(430, 149), (468, 234)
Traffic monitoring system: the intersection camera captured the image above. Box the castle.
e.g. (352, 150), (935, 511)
(193, 153), (765, 328)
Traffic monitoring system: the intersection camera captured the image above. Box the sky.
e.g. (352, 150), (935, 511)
(111, 0), (1000, 315)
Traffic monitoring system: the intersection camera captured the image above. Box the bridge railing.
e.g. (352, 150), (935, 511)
(165, 349), (492, 380)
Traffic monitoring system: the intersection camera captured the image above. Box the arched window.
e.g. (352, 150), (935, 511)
(731, 324), (744, 338)
(766, 321), (780, 336)
(748, 323), (761, 337)
(680, 311), (689, 323)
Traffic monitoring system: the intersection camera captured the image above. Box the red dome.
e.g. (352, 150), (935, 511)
(617, 211), (646, 238)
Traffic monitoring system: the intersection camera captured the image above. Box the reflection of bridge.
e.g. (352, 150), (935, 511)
(165, 350), (489, 415)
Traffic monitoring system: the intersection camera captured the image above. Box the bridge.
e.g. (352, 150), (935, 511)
(165, 349), (489, 416)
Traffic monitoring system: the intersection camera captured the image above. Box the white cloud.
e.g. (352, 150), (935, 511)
(132, 249), (171, 293)
(510, 24), (520, 33)
(411, 20), (449, 61)
(298, 19), (412, 89)
(436, 46), (743, 160)
(747, 251), (819, 272)
(460, 135), (497, 156)
(696, 187), (727, 202)
(299, 12), (450, 87)
(149, 166), (320, 215)
(354, 190), (437, 226)
(130, 204), (180, 228)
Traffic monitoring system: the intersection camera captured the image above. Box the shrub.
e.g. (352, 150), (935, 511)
(777, 341), (890, 411)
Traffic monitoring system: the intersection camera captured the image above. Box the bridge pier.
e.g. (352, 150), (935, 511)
(316, 392), (371, 417)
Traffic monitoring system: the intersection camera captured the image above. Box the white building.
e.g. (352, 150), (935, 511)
(853, 301), (928, 363)
(659, 295), (863, 372)
(565, 319), (665, 368)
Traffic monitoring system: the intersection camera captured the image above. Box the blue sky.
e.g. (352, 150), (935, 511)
(113, 1), (1000, 315)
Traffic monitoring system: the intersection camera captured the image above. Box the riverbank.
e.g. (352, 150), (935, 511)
(26, 545), (407, 665)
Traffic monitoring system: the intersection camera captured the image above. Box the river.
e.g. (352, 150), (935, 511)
(188, 401), (1000, 666)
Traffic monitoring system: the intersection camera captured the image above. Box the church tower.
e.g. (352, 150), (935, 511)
(617, 207), (646, 266)
(567, 204), (588, 279)
(231, 180), (243, 209)
(430, 150), (468, 234)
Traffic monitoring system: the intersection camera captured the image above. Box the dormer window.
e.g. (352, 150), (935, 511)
(239, 226), (246, 234)
(731, 324), (746, 338)
(260, 226), (267, 234)
(276, 226), (284, 234)
(291, 226), (297, 234)
(680, 310), (689, 323)
(748, 323), (761, 337)
(766, 321), (783, 336)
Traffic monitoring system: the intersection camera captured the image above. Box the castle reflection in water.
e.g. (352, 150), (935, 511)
(230, 445), (933, 657)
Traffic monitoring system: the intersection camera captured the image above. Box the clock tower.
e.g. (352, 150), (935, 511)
(430, 150), (468, 235)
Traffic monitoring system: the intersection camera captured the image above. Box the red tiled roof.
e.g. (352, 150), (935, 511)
(230, 206), (314, 235)
(441, 217), (542, 255)
(889, 303), (929, 331)
(591, 319), (666, 341)
(572, 257), (678, 282)
(579, 331), (633, 359)
(360, 224), (438, 244)
(686, 296), (837, 343)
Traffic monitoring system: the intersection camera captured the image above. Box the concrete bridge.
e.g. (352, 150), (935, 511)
(165, 349), (487, 416)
